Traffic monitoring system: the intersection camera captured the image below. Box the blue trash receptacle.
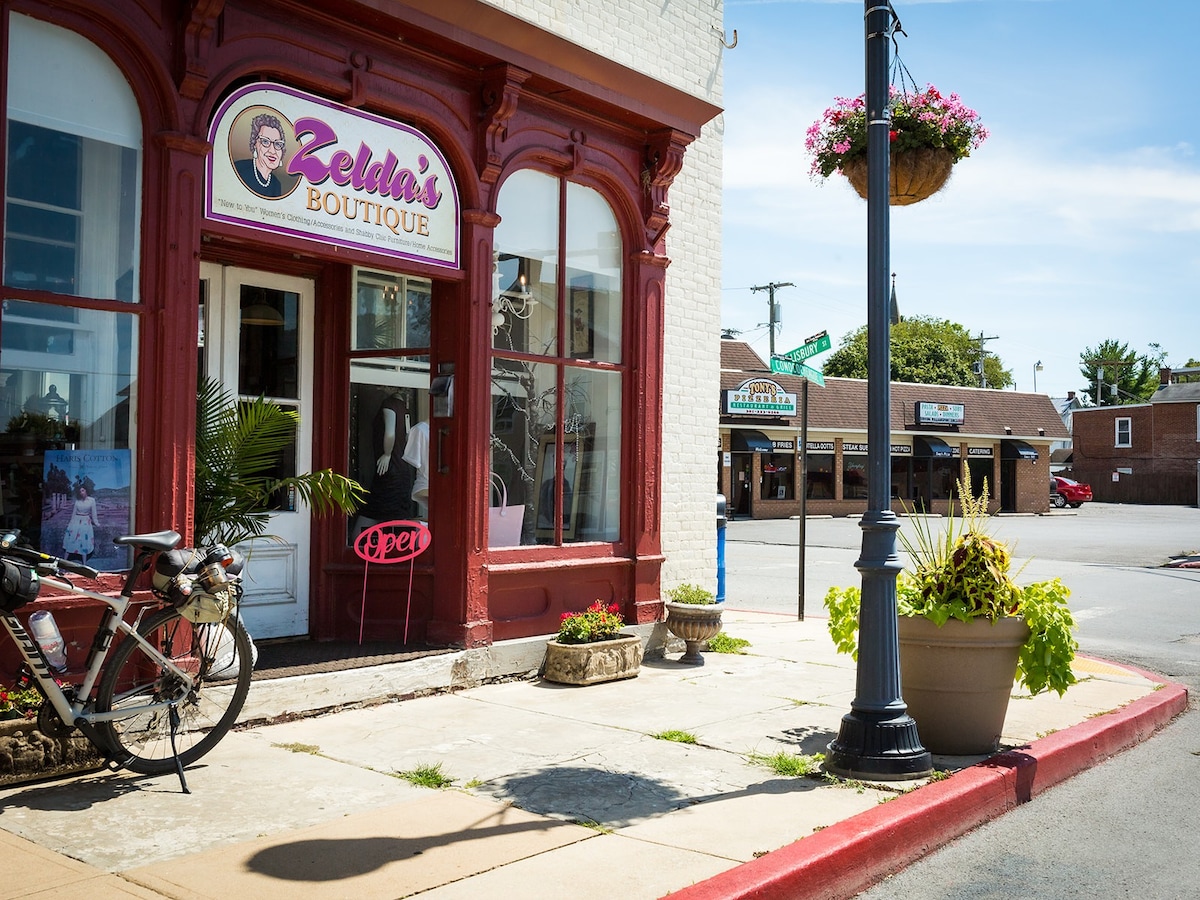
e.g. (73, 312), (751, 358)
(716, 493), (727, 603)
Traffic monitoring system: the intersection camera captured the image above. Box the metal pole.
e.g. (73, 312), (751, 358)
(825, 1), (931, 780)
(797, 378), (808, 620)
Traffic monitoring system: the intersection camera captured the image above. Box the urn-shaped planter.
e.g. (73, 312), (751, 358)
(664, 601), (724, 666)
(898, 615), (1031, 755)
(542, 634), (643, 685)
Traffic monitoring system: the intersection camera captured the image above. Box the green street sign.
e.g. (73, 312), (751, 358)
(782, 332), (832, 362)
(770, 355), (825, 386)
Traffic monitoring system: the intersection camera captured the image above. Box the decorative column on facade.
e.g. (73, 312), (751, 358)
(627, 129), (691, 623)
(425, 208), (501, 648)
(146, 130), (211, 540)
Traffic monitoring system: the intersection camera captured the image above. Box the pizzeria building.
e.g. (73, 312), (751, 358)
(0, 0), (723, 664)
(719, 340), (1068, 518)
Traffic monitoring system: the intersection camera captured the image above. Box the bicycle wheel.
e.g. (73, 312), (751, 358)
(95, 606), (253, 775)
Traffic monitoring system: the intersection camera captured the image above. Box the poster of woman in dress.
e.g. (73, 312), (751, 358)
(41, 450), (132, 571)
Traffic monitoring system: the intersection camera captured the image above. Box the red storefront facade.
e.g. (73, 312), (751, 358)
(0, 1), (719, 676)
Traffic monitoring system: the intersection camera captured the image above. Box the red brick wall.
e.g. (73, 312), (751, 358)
(1072, 404), (1199, 504)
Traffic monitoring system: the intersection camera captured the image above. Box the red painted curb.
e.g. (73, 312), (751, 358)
(667, 679), (1189, 900)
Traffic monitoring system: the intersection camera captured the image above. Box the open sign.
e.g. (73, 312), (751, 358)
(353, 520), (431, 564)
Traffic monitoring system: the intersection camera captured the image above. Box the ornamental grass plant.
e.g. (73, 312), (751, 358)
(805, 84), (988, 179)
(824, 474), (1077, 697)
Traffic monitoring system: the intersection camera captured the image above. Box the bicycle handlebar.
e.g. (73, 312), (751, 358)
(0, 532), (101, 580)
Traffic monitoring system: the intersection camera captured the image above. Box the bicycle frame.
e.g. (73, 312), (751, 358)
(0, 573), (196, 730)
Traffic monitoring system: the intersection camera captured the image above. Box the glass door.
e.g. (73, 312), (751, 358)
(200, 263), (314, 639)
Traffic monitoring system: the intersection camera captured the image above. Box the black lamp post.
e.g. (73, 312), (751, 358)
(825, 2), (932, 780)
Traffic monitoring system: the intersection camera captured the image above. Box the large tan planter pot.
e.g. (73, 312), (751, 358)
(898, 615), (1030, 755)
(542, 634), (643, 685)
(664, 601), (724, 665)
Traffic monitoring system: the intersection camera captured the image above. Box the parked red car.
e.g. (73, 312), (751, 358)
(1051, 476), (1093, 508)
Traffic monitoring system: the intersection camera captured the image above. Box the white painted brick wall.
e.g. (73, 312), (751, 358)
(486, 1), (725, 594)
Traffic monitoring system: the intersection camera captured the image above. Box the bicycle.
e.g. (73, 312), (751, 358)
(0, 529), (253, 793)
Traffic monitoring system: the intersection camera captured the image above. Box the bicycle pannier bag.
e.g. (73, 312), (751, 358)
(488, 473), (525, 548)
(0, 560), (39, 612)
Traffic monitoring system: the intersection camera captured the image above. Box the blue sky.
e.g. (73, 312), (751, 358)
(720, 0), (1199, 399)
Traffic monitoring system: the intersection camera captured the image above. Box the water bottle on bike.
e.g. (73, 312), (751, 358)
(28, 609), (68, 672)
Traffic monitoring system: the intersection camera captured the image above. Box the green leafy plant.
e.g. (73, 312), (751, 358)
(664, 583), (716, 605)
(806, 84), (988, 179)
(823, 474), (1077, 697)
(706, 633), (750, 654)
(0, 681), (43, 719)
(195, 377), (364, 545)
(556, 600), (625, 644)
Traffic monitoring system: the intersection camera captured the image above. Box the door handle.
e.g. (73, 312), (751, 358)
(437, 426), (449, 474)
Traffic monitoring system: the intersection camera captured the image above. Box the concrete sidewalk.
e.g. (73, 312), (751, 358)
(0, 609), (1187, 900)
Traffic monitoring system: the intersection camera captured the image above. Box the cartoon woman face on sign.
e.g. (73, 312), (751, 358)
(229, 107), (300, 200)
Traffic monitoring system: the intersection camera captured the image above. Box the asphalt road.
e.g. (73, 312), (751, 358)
(722, 502), (1200, 899)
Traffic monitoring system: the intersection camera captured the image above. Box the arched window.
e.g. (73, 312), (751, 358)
(0, 14), (141, 568)
(490, 170), (623, 546)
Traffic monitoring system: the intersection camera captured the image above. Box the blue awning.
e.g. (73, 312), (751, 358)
(1002, 440), (1039, 460)
(913, 436), (954, 458)
(730, 429), (773, 453)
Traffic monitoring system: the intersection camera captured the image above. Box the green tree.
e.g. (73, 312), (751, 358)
(823, 317), (1013, 389)
(1078, 341), (1162, 406)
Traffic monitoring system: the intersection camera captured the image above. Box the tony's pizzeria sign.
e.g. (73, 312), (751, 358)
(206, 83), (460, 268)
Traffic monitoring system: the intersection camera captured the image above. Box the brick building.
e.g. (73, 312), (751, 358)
(718, 340), (1068, 517)
(1071, 367), (1200, 505)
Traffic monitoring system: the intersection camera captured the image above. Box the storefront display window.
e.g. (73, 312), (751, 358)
(491, 170), (623, 545)
(4, 15), (140, 302)
(0, 16), (140, 569)
(842, 455), (868, 500)
(0, 302), (136, 567)
(931, 458), (956, 500)
(760, 453), (793, 500)
(347, 270), (432, 538)
(966, 457), (992, 498)
(806, 453), (834, 499)
(891, 456), (911, 502)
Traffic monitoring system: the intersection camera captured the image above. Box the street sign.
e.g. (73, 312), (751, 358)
(770, 355), (825, 386)
(782, 332), (832, 362)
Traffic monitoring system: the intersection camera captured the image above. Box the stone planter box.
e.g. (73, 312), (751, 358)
(542, 634), (643, 685)
(0, 717), (105, 787)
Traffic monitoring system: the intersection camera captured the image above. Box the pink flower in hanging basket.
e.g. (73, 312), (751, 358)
(805, 83), (989, 180)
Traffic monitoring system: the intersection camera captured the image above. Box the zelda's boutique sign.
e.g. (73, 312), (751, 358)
(207, 83), (460, 268)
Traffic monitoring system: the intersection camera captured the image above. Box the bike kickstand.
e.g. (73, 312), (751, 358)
(167, 705), (190, 794)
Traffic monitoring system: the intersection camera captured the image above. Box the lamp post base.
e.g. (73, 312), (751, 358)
(825, 710), (932, 781)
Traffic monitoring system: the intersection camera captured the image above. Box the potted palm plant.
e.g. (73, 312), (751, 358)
(195, 377), (363, 545)
(824, 475), (1077, 754)
(805, 84), (988, 205)
(663, 582), (723, 666)
(542, 601), (642, 685)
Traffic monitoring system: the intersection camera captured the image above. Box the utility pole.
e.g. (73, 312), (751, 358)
(974, 331), (999, 388)
(751, 282), (793, 357)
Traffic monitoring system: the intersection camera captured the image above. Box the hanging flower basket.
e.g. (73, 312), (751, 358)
(806, 84), (988, 206)
(841, 147), (955, 206)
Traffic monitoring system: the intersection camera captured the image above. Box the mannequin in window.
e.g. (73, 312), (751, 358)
(402, 420), (431, 519)
(353, 388), (414, 533)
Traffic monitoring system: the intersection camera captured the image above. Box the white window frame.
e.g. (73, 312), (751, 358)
(1115, 416), (1132, 448)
